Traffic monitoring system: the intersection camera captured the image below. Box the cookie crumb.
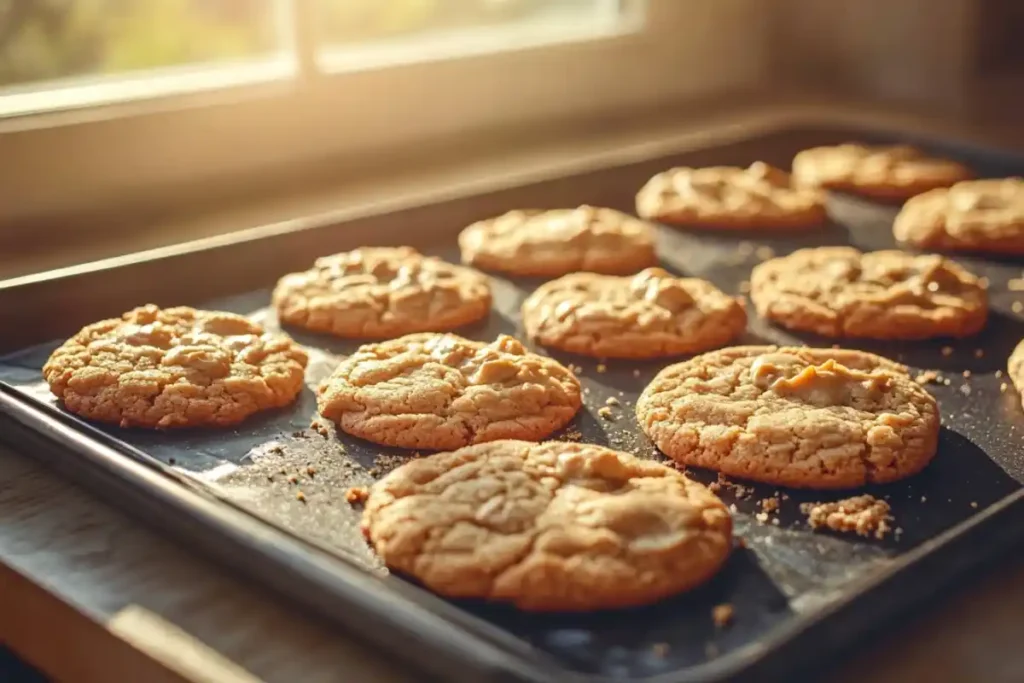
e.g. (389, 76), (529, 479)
(605, 396), (620, 407)
(974, 349), (984, 358)
(296, 491), (307, 503)
(1001, 382), (1009, 393)
(941, 346), (953, 357)
(800, 495), (892, 539)
(632, 369), (641, 378)
(346, 486), (369, 504)
(760, 497), (779, 514)
(1014, 301), (1024, 314)
(738, 241), (755, 257)
(755, 512), (769, 524)
(962, 370), (972, 379)
(711, 604), (734, 628)
(755, 245), (775, 261)
(921, 495), (927, 502)
(598, 406), (615, 420)
(914, 370), (939, 385)
(306, 466), (317, 477)
(996, 369), (1004, 378)
(1008, 278), (1024, 291)
(287, 475), (298, 485)
(651, 642), (670, 658)
(596, 363), (608, 374)
(558, 428), (583, 442)
(970, 501), (979, 509)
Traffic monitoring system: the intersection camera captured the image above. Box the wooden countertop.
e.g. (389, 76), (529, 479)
(2, 94), (1024, 682)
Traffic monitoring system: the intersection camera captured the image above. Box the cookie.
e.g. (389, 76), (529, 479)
(750, 247), (987, 339)
(458, 206), (657, 277)
(893, 178), (1024, 254)
(636, 346), (940, 488)
(362, 440), (733, 611)
(43, 305), (308, 429)
(521, 267), (746, 358)
(635, 162), (826, 230)
(317, 333), (581, 450)
(1007, 339), (1024, 409)
(791, 144), (971, 201)
(273, 247), (491, 338)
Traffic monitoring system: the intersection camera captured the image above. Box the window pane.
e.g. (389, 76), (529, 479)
(0, 0), (286, 91)
(315, 0), (621, 46)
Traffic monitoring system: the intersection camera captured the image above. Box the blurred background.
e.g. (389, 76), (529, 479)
(0, 0), (1022, 277)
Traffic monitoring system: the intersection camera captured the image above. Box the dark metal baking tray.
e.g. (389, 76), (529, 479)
(1, 122), (1023, 683)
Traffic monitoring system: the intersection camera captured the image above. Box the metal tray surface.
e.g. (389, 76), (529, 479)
(2, 125), (1024, 682)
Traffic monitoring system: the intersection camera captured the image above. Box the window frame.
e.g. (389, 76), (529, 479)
(0, 0), (768, 228)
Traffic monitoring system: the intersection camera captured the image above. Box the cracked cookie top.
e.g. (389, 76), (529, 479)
(893, 178), (1024, 254)
(43, 305), (309, 429)
(362, 440), (732, 611)
(458, 206), (657, 277)
(317, 333), (581, 450)
(273, 247), (492, 338)
(521, 268), (746, 358)
(791, 143), (971, 201)
(635, 162), (826, 230)
(750, 247), (988, 339)
(636, 346), (940, 489)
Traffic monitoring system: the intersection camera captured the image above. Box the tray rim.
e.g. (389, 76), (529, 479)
(4, 119), (1024, 682)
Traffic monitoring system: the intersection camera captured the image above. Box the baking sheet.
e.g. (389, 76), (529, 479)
(3, 129), (1024, 680)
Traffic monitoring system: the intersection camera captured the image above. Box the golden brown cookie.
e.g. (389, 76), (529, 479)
(791, 144), (971, 202)
(521, 268), (746, 358)
(273, 247), (491, 338)
(362, 440), (733, 611)
(893, 178), (1024, 254)
(43, 305), (308, 429)
(636, 346), (940, 489)
(1007, 339), (1024, 409)
(458, 206), (657, 277)
(750, 247), (987, 339)
(317, 333), (581, 450)
(635, 162), (826, 230)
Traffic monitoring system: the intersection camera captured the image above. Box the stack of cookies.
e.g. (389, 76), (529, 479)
(42, 139), (1022, 613)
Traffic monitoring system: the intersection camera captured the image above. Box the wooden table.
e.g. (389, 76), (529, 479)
(4, 96), (1024, 682)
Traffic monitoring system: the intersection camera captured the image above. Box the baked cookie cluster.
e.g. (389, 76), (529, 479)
(45, 133), (1018, 612)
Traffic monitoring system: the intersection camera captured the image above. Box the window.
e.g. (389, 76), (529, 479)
(0, 1), (767, 233)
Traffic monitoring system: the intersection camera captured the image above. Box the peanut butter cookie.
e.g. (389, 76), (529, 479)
(273, 247), (491, 338)
(750, 247), (987, 339)
(893, 178), (1024, 254)
(521, 268), (746, 358)
(317, 334), (581, 450)
(1007, 339), (1024, 409)
(636, 346), (940, 489)
(792, 144), (971, 201)
(635, 162), (826, 230)
(362, 440), (733, 611)
(458, 206), (657, 277)
(43, 305), (308, 429)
